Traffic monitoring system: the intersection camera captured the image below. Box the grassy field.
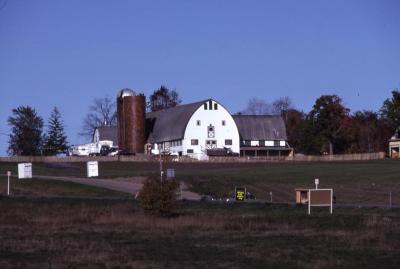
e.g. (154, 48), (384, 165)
(1, 160), (399, 205)
(0, 197), (399, 268)
(0, 176), (129, 198)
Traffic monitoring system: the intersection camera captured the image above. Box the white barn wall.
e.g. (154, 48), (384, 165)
(183, 100), (240, 158)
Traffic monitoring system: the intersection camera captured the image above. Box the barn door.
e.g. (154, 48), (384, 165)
(205, 140), (217, 149)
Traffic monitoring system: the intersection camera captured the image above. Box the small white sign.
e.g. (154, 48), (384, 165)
(7, 171), (11, 177)
(18, 163), (32, 179)
(315, 178), (319, 189)
(87, 161), (99, 178)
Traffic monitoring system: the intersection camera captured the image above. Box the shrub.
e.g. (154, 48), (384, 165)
(138, 175), (180, 215)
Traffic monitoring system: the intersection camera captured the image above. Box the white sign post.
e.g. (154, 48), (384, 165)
(87, 161), (99, 178)
(7, 171), (11, 195)
(314, 178), (319, 189)
(18, 163), (32, 179)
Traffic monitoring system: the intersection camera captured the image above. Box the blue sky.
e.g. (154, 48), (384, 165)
(1, 0), (399, 155)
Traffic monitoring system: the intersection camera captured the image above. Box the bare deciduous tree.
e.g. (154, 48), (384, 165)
(272, 96), (293, 116)
(240, 98), (272, 115)
(79, 97), (117, 140)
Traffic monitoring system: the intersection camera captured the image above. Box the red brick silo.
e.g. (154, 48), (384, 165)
(117, 89), (146, 154)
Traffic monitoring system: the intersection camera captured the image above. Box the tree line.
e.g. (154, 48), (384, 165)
(6, 86), (400, 156)
(6, 85), (181, 156)
(280, 92), (398, 155)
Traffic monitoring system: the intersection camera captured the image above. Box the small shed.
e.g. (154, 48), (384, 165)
(389, 129), (400, 158)
(295, 188), (309, 204)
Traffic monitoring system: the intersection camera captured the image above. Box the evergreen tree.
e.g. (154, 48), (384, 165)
(43, 107), (68, 155)
(8, 106), (44, 156)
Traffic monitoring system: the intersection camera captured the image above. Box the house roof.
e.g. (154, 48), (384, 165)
(146, 100), (207, 143)
(233, 115), (287, 141)
(96, 126), (118, 145)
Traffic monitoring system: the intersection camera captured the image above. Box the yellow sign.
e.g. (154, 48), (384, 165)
(235, 187), (246, 202)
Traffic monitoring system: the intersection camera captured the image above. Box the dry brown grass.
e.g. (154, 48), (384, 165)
(0, 197), (399, 269)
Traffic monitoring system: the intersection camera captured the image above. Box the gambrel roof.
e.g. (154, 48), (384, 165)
(146, 100), (208, 143)
(233, 115), (287, 141)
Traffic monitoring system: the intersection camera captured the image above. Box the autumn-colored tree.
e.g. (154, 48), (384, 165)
(308, 95), (350, 155)
(285, 109), (306, 152)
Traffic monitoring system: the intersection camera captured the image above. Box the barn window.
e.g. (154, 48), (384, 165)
(209, 100), (212, 110)
(204, 103), (208, 110)
(214, 103), (218, 110)
(222, 120), (226, 126)
(187, 149), (194, 153)
(259, 140), (265, 146)
(225, 139), (232, 145)
(274, 140), (280, 147)
(191, 139), (199, 145)
(196, 120), (201, 126)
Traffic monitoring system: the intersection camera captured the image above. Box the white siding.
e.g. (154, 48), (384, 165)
(265, 141), (274, 147)
(183, 100), (240, 158)
(251, 141), (259, 146)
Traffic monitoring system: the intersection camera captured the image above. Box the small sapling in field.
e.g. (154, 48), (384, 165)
(137, 175), (180, 216)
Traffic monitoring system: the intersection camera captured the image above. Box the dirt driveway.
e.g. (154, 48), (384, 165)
(35, 175), (202, 200)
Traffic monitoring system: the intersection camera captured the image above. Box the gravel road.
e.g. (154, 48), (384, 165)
(35, 175), (202, 201)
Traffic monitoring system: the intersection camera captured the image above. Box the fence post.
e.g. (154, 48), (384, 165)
(6, 171), (11, 196)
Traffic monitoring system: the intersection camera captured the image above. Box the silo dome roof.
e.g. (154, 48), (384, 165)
(118, 88), (136, 98)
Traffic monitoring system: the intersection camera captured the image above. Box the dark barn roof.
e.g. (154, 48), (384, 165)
(233, 115), (287, 141)
(146, 100), (207, 143)
(96, 126), (118, 145)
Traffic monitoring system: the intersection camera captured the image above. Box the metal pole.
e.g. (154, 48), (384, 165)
(308, 190), (311, 215)
(159, 150), (163, 183)
(7, 173), (10, 196)
(270, 192), (273, 203)
(389, 192), (392, 209)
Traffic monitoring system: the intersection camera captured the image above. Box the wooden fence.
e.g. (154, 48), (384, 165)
(208, 152), (386, 162)
(0, 152), (386, 163)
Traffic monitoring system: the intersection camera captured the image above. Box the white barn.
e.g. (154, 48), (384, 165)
(146, 99), (240, 160)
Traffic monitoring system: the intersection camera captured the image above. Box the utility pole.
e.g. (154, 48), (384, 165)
(7, 171), (11, 196)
